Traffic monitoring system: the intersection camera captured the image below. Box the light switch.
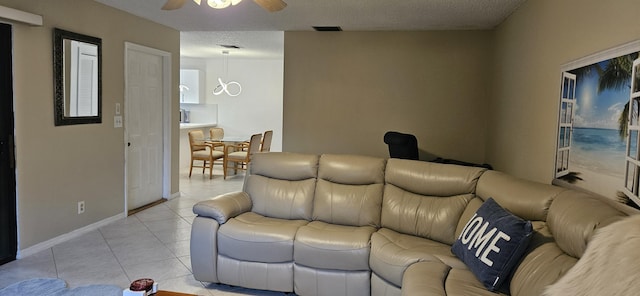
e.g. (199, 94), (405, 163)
(114, 116), (123, 128)
(115, 103), (121, 115)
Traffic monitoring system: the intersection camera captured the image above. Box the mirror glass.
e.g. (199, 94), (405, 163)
(53, 28), (102, 126)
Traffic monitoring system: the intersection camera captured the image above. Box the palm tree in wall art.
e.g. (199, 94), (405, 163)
(570, 53), (638, 138)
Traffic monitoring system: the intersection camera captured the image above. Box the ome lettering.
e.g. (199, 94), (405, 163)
(459, 213), (511, 266)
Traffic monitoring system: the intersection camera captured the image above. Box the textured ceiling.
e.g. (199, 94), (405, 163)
(95, 0), (526, 31)
(180, 31), (284, 59)
(94, 0), (526, 58)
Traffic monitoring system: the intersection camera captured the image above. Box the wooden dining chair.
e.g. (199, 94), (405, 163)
(260, 130), (273, 152)
(223, 133), (262, 179)
(209, 127), (224, 141)
(208, 127), (226, 158)
(188, 130), (224, 179)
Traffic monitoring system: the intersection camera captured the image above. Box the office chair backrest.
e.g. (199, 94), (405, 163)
(383, 131), (419, 160)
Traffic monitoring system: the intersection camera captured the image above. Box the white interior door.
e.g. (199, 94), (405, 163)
(126, 46), (164, 210)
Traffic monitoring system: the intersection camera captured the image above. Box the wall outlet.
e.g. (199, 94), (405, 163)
(114, 115), (123, 128)
(78, 201), (85, 214)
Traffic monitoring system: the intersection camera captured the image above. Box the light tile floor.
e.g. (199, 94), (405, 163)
(0, 168), (288, 295)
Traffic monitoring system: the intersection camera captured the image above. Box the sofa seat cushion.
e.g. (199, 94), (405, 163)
(218, 212), (308, 263)
(294, 221), (376, 271)
(369, 228), (464, 287)
(445, 268), (508, 296)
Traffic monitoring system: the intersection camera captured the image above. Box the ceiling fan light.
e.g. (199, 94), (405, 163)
(253, 0), (286, 12)
(207, 0), (231, 9)
(231, 0), (242, 5)
(192, 0), (202, 5)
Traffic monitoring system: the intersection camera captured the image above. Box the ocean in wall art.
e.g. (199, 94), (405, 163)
(571, 127), (625, 178)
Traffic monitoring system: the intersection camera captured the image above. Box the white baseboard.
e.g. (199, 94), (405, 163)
(166, 191), (181, 200)
(16, 213), (124, 259)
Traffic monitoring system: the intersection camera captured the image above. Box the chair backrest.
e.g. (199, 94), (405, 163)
(247, 133), (263, 156)
(210, 127), (224, 140)
(188, 130), (207, 152)
(261, 130), (273, 152)
(383, 131), (419, 160)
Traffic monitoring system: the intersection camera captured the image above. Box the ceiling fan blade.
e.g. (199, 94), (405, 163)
(161, 0), (187, 10)
(253, 0), (287, 12)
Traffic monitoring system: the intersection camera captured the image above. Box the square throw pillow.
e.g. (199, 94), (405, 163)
(451, 198), (533, 291)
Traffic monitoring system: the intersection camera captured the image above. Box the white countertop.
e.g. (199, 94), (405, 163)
(179, 122), (217, 129)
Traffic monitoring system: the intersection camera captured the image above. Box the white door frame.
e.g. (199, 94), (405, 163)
(124, 42), (172, 214)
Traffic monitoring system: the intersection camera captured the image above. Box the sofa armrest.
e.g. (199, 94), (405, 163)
(193, 192), (252, 224)
(401, 261), (450, 296)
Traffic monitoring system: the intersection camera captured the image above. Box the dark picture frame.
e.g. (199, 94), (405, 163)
(53, 28), (102, 126)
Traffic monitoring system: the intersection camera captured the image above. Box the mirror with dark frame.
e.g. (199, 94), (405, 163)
(53, 28), (102, 126)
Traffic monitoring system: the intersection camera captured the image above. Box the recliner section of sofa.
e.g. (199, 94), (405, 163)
(293, 154), (386, 296)
(191, 152), (639, 296)
(369, 159), (486, 295)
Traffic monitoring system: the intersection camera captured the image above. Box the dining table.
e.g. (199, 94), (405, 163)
(204, 136), (250, 152)
(205, 136), (249, 144)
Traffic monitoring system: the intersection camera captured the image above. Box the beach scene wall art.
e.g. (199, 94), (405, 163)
(555, 41), (640, 207)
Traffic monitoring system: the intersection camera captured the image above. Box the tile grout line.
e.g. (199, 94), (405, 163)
(49, 247), (60, 280)
(136, 208), (195, 284)
(98, 214), (143, 284)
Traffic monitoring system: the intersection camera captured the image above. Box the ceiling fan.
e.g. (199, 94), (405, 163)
(162, 0), (287, 12)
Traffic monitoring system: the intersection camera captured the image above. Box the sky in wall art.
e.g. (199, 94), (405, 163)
(555, 46), (640, 205)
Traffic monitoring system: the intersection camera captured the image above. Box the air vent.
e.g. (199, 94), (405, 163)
(313, 26), (342, 31)
(219, 44), (241, 49)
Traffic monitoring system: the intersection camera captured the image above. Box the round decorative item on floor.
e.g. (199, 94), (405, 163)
(129, 278), (154, 292)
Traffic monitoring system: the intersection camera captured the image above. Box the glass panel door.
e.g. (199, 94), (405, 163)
(555, 72), (576, 177)
(624, 58), (640, 206)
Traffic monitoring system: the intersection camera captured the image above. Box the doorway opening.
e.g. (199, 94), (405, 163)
(0, 22), (17, 265)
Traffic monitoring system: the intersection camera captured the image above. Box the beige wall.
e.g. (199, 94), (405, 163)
(2, 0), (180, 249)
(283, 31), (492, 162)
(7, 0), (638, 252)
(487, 0), (640, 183)
(284, 1), (640, 185)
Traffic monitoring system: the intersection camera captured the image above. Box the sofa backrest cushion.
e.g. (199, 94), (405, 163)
(542, 214), (640, 296)
(249, 152), (319, 181)
(313, 154), (386, 227)
(508, 188), (636, 296)
(382, 185), (474, 244)
(476, 170), (564, 221)
(245, 152), (319, 220)
(318, 154), (385, 184)
(385, 159), (485, 196)
(382, 160), (485, 244)
(546, 190), (627, 258)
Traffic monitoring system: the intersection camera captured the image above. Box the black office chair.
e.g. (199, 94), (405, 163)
(383, 131), (419, 160)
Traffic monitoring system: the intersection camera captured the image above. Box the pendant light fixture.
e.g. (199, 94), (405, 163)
(213, 51), (242, 97)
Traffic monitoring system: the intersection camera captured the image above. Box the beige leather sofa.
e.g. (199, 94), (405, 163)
(190, 152), (638, 296)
